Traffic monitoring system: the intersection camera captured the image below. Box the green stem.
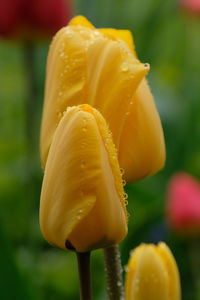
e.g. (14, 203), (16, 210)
(104, 245), (124, 300)
(23, 40), (37, 159)
(76, 252), (92, 300)
(188, 239), (200, 298)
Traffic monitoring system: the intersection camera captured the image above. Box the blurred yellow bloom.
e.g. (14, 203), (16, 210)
(40, 104), (127, 252)
(40, 15), (165, 183)
(125, 242), (181, 300)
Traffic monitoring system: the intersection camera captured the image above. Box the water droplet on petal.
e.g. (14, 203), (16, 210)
(81, 160), (86, 169)
(122, 179), (126, 186)
(121, 62), (129, 72)
(124, 265), (129, 272)
(124, 193), (128, 200)
(93, 30), (100, 36)
(144, 63), (150, 69)
(120, 168), (125, 175)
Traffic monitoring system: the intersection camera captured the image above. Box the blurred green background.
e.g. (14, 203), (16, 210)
(1, 0), (200, 299)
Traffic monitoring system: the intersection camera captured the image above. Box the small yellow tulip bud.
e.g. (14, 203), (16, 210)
(39, 104), (128, 252)
(41, 16), (164, 184)
(125, 242), (181, 300)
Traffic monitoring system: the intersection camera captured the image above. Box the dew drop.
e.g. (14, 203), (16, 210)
(124, 193), (128, 200)
(125, 111), (130, 116)
(122, 179), (126, 186)
(93, 31), (100, 36)
(81, 160), (86, 169)
(120, 168), (125, 175)
(82, 127), (87, 132)
(121, 62), (129, 72)
(117, 281), (122, 287)
(124, 265), (129, 272)
(77, 208), (84, 220)
(125, 200), (128, 206)
(130, 101), (133, 105)
(81, 142), (86, 149)
(144, 63), (149, 69)
(105, 137), (109, 144)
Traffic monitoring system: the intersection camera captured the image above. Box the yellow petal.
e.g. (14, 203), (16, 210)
(40, 105), (127, 252)
(41, 16), (165, 185)
(40, 25), (90, 167)
(118, 78), (166, 183)
(40, 23), (148, 168)
(157, 243), (181, 300)
(68, 15), (94, 28)
(125, 244), (146, 300)
(99, 28), (137, 56)
(125, 243), (181, 300)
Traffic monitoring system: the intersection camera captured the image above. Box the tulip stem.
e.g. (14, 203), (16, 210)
(188, 239), (200, 298)
(24, 40), (38, 158)
(76, 251), (92, 300)
(104, 245), (124, 300)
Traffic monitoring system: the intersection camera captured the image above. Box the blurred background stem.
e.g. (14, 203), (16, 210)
(23, 40), (38, 169)
(76, 252), (92, 300)
(104, 245), (124, 300)
(188, 239), (200, 299)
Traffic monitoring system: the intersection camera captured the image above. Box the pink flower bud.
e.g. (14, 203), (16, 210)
(0, 0), (72, 39)
(180, 0), (200, 15)
(166, 173), (200, 234)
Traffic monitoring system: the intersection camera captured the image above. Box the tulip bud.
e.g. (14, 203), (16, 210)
(0, 0), (72, 39)
(0, 0), (21, 38)
(125, 242), (181, 300)
(180, 0), (200, 15)
(26, 0), (72, 37)
(40, 104), (128, 252)
(40, 16), (165, 184)
(166, 173), (200, 234)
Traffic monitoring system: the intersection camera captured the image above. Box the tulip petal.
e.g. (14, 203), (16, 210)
(125, 243), (181, 300)
(118, 78), (166, 182)
(68, 15), (94, 28)
(126, 245), (169, 300)
(85, 35), (149, 150)
(40, 105), (127, 252)
(99, 28), (136, 55)
(125, 244), (145, 300)
(41, 24), (148, 167)
(157, 243), (181, 300)
(41, 25), (89, 166)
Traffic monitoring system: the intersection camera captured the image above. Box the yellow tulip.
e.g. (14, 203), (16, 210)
(39, 104), (128, 252)
(40, 15), (165, 183)
(125, 242), (181, 300)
